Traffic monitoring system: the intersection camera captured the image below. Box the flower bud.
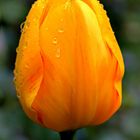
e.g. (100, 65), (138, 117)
(14, 0), (124, 132)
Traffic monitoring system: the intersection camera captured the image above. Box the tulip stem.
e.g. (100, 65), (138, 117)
(59, 130), (76, 140)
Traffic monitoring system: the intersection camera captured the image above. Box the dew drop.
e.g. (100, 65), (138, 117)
(16, 47), (19, 53)
(100, 4), (104, 9)
(64, 1), (70, 10)
(33, 18), (38, 23)
(52, 37), (58, 45)
(20, 22), (25, 33)
(13, 77), (16, 83)
(26, 21), (30, 28)
(17, 93), (20, 98)
(20, 21), (30, 33)
(58, 28), (64, 33)
(56, 47), (61, 58)
(32, 3), (35, 9)
(14, 69), (18, 75)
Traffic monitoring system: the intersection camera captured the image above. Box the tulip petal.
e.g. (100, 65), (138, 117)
(83, 0), (124, 77)
(32, 2), (77, 131)
(73, 0), (123, 126)
(14, 0), (47, 124)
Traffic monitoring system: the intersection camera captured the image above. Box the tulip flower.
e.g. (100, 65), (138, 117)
(14, 0), (124, 135)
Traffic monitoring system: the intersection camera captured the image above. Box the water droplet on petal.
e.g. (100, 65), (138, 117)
(14, 69), (18, 75)
(20, 21), (30, 33)
(52, 38), (58, 45)
(64, 1), (70, 10)
(17, 93), (20, 98)
(32, 3), (35, 9)
(58, 28), (64, 33)
(56, 47), (61, 58)
(20, 22), (25, 33)
(33, 18), (38, 23)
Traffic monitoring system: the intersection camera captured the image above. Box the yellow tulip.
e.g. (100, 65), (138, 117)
(14, 0), (124, 132)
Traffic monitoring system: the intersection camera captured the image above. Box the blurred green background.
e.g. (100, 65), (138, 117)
(0, 0), (140, 140)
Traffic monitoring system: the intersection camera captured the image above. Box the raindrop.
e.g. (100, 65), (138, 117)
(100, 4), (104, 9)
(14, 69), (18, 75)
(58, 28), (64, 33)
(16, 47), (19, 53)
(52, 37), (58, 45)
(17, 93), (20, 98)
(13, 77), (16, 83)
(32, 3), (35, 9)
(64, 1), (70, 10)
(20, 21), (30, 33)
(20, 22), (25, 33)
(56, 47), (61, 58)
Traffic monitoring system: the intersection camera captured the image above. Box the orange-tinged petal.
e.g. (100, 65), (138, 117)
(29, 1), (77, 131)
(14, 0), (47, 124)
(14, 0), (125, 132)
(83, 0), (124, 76)
(72, 0), (122, 126)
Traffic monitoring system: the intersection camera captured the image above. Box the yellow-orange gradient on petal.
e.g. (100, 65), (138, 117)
(14, 0), (125, 132)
